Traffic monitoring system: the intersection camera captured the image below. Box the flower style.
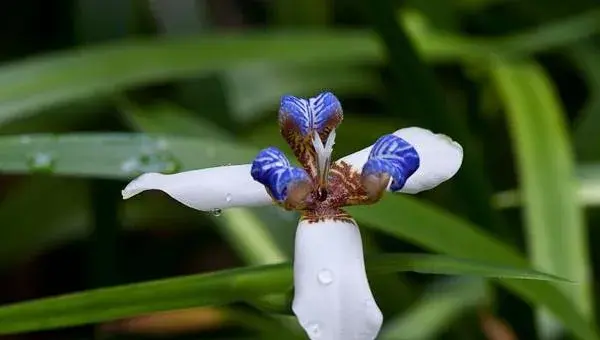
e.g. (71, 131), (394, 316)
(121, 92), (463, 340)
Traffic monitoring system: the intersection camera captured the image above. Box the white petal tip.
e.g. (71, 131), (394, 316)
(121, 173), (163, 200)
(119, 165), (273, 211)
(394, 127), (463, 194)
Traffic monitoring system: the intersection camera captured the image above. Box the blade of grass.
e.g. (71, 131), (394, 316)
(348, 196), (599, 340)
(491, 58), (593, 334)
(0, 253), (567, 334)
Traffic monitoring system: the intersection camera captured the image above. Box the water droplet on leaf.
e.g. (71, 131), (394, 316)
(210, 208), (222, 217)
(155, 138), (168, 150)
(27, 152), (55, 173)
(317, 269), (334, 285)
(20, 135), (32, 144)
(120, 150), (181, 175)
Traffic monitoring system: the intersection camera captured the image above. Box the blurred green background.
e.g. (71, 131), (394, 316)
(0, 0), (599, 339)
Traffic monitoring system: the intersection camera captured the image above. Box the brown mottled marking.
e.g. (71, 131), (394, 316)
(301, 209), (354, 224)
(279, 117), (318, 178)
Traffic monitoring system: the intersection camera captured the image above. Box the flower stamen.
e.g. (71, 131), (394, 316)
(312, 129), (336, 195)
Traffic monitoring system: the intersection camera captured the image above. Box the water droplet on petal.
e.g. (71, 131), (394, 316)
(27, 152), (55, 173)
(210, 208), (222, 217)
(225, 193), (232, 203)
(317, 269), (334, 285)
(304, 322), (322, 338)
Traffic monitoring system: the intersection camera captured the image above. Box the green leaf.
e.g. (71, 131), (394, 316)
(380, 278), (488, 340)
(491, 59), (593, 330)
(0, 253), (566, 334)
(401, 9), (600, 63)
(117, 98), (230, 139)
(348, 196), (599, 340)
(0, 133), (258, 179)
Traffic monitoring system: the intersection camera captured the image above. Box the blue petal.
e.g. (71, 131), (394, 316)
(279, 92), (342, 135)
(251, 147), (310, 202)
(362, 134), (420, 191)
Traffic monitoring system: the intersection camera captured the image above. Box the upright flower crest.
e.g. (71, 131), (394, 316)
(121, 91), (463, 340)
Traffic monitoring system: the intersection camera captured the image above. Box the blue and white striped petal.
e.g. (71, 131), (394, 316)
(251, 147), (311, 203)
(337, 127), (463, 194)
(362, 134), (420, 192)
(279, 92), (343, 136)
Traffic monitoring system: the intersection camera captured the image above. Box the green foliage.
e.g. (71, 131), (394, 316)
(0, 254), (568, 334)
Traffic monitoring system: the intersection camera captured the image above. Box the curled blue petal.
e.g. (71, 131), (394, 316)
(362, 134), (420, 191)
(251, 147), (310, 202)
(279, 92), (342, 136)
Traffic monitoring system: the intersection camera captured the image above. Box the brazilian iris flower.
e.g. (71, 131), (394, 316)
(122, 92), (463, 340)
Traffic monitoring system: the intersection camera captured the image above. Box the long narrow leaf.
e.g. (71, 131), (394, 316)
(0, 133), (258, 178)
(491, 58), (593, 334)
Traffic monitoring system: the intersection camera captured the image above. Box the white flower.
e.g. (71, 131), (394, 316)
(121, 92), (463, 340)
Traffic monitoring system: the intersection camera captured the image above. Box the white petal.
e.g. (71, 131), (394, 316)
(121, 164), (272, 211)
(338, 127), (463, 194)
(292, 218), (383, 340)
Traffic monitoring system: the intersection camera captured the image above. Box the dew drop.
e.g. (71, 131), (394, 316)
(120, 158), (140, 174)
(317, 269), (334, 285)
(27, 152), (55, 173)
(120, 151), (181, 175)
(210, 208), (222, 217)
(155, 138), (168, 150)
(225, 193), (232, 203)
